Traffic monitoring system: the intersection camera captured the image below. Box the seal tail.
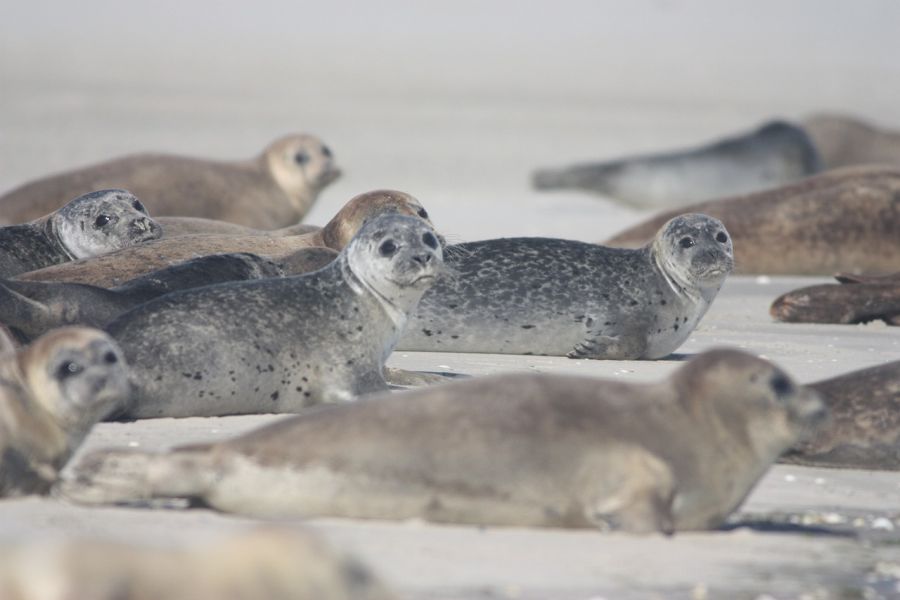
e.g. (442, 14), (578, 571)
(56, 446), (219, 506)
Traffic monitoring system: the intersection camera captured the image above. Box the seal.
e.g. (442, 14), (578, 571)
(802, 113), (900, 169)
(0, 528), (395, 600)
(770, 275), (900, 325)
(0, 189), (161, 278)
(532, 121), (822, 209)
(60, 349), (826, 533)
(780, 360), (900, 470)
(0, 134), (341, 228)
(0, 327), (128, 497)
(398, 213), (732, 359)
(157, 216), (320, 238)
(603, 166), (900, 275)
(16, 189), (434, 288)
(102, 214), (442, 419)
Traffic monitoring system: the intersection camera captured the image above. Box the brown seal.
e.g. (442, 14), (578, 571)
(770, 274), (900, 325)
(0, 327), (128, 497)
(802, 113), (900, 169)
(156, 216), (320, 238)
(604, 166), (900, 275)
(62, 349), (825, 533)
(0, 528), (395, 600)
(0, 134), (340, 228)
(16, 190), (433, 287)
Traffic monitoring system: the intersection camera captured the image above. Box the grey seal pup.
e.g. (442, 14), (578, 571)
(0, 529), (395, 600)
(802, 113), (900, 169)
(61, 349), (825, 533)
(0, 134), (340, 228)
(0, 189), (161, 278)
(532, 121), (821, 209)
(398, 213), (732, 359)
(770, 273), (900, 325)
(104, 214), (442, 419)
(604, 166), (900, 275)
(0, 327), (128, 497)
(16, 189), (433, 288)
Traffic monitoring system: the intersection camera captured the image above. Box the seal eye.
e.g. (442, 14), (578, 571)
(770, 374), (793, 396)
(679, 237), (695, 249)
(94, 215), (111, 228)
(417, 208), (429, 219)
(294, 151), (309, 166)
(422, 232), (438, 249)
(321, 145), (332, 158)
(56, 360), (83, 380)
(132, 200), (146, 214)
(103, 351), (119, 364)
(379, 240), (398, 256)
(715, 232), (728, 244)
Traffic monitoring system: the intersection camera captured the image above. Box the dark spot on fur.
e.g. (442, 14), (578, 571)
(661, 300), (667, 305)
(302, 376), (308, 382)
(422, 329), (433, 337)
(451, 335), (459, 339)
(270, 391), (279, 401)
(628, 300), (638, 306)
(521, 325), (535, 329)
(448, 304), (458, 309)
(304, 391), (311, 397)
(674, 324), (680, 331)
(193, 372), (202, 380)
(357, 325), (363, 332)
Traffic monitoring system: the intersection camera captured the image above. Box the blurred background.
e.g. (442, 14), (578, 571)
(2, 0), (900, 241)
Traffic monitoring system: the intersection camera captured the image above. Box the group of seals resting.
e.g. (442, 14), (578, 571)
(61, 349), (826, 534)
(0, 189), (161, 278)
(0, 133), (341, 229)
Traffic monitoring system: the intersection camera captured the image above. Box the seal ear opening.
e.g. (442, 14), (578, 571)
(0, 281), (52, 341)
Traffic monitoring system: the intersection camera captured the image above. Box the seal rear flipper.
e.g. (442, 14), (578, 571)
(56, 447), (219, 507)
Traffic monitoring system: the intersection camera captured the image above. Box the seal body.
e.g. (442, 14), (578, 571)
(532, 121), (821, 208)
(104, 215), (442, 419)
(0, 134), (340, 228)
(157, 216), (320, 238)
(770, 277), (900, 325)
(604, 166), (900, 275)
(0, 327), (128, 496)
(781, 361), (900, 470)
(16, 189), (434, 287)
(398, 214), (732, 359)
(61, 349), (825, 533)
(802, 113), (900, 169)
(0, 189), (161, 278)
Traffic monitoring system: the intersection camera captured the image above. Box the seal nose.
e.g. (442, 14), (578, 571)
(131, 217), (162, 238)
(412, 253), (433, 266)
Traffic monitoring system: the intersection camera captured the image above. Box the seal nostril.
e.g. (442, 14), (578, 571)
(413, 254), (432, 265)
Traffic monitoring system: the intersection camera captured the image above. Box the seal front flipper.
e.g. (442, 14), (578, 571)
(567, 333), (644, 360)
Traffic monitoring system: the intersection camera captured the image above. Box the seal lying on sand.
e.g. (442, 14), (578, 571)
(604, 166), (900, 275)
(0, 189), (161, 278)
(398, 213), (732, 359)
(532, 121), (821, 209)
(157, 216), (320, 238)
(0, 327), (128, 497)
(0, 134), (340, 228)
(103, 215), (442, 419)
(0, 528), (395, 600)
(781, 360), (900, 470)
(802, 113), (900, 169)
(770, 273), (900, 325)
(61, 349), (825, 533)
(16, 190), (433, 287)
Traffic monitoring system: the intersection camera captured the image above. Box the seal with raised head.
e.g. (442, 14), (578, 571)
(0, 189), (161, 278)
(0, 134), (340, 228)
(61, 349), (825, 533)
(0, 327), (128, 497)
(532, 121), (821, 209)
(103, 214), (442, 419)
(802, 113), (900, 169)
(16, 189), (434, 288)
(0, 528), (395, 600)
(770, 273), (900, 325)
(398, 213), (732, 359)
(780, 360), (900, 470)
(604, 166), (900, 275)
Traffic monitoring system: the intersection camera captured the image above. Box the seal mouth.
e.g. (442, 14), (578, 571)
(317, 167), (342, 187)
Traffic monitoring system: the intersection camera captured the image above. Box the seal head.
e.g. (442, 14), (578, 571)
(265, 134), (342, 215)
(50, 189), (162, 259)
(652, 213), (734, 301)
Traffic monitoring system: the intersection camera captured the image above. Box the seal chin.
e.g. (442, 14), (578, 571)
(317, 167), (342, 187)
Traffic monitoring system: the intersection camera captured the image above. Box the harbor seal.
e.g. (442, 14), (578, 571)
(61, 349), (826, 533)
(16, 189), (433, 287)
(104, 214), (442, 419)
(0, 327), (128, 497)
(398, 213), (732, 359)
(532, 120), (822, 209)
(770, 274), (900, 325)
(0, 528), (395, 600)
(157, 216), (320, 238)
(780, 360), (900, 470)
(802, 113), (900, 169)
(0, 134), (340, 228)
(0, 189), (161, 278)
(604, 166), (900, 275)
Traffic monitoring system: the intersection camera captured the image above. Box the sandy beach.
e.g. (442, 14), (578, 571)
(2, 1), (900, 597)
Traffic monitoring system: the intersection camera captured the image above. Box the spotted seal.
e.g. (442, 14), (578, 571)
(532, 121), (821, 209)
(0, 189), (161, 278)
(61, 349), (825, 533)
(604, 166), (900, 275)
(102, 214), (442, 419)
(0, 134), (340, 228)
(0, 327), (128, 497)
(16, 189), (433, 288)
(398, 213), (732, 359)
